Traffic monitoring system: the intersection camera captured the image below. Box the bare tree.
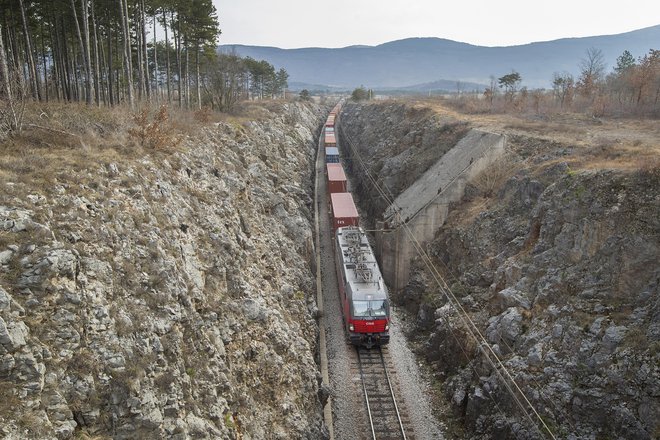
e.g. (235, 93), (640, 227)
(552, 72), (574, 109)
(577, 47), (606, 100)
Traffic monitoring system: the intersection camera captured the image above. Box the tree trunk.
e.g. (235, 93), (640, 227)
(141, 0), (150, 100)
(60, 20), (72, 101)
(71, 42), (80, 100)
(0, 22), (13, 101)
(70, 0), (90, 104)
(91, 0), (101, 105)
(115, 32), (121, 103)
(53, 17), (66, 101)
(195, 45), (201, 109)
(8, 20), (21, 72)
(40, 23), (49, 102)
(174, 11), (182, 107)
(135, 5), (144, 100)
(185, 40), (190, 108)
(48, 19), (62, 101)
(120, 0), (134, 106)
(153, 9), (158, 103)
(98, 26), (106, 105)
(18, 0), (41, 100)
(107, 25), (114, 106)
(163, 10), (171, 103)
(81, 0), (95, 104)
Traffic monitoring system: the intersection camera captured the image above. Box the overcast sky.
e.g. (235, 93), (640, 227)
(213, 0), (660, 48)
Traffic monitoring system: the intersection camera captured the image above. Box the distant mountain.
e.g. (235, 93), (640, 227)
(381, 79), (487, 93)
(220, 25), (660, 89)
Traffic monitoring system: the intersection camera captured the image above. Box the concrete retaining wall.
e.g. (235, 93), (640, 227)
(376, 129), (505, 292)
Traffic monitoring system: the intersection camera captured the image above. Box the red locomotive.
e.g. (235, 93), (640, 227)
(334, 226), (390, 348)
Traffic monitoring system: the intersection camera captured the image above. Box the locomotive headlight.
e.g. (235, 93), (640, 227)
(385, 324), (389, 331)
(349, 324), (354, 331)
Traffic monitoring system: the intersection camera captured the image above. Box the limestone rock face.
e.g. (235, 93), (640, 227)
(0, 102), (327, 439)
(422, 166), (660, 439)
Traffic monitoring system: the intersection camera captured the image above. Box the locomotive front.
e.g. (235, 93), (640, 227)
(335, 226), (390, 348)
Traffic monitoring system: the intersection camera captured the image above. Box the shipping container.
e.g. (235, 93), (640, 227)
(325, 147), (340, 163)
(324, 132), (337, 147)
(330, 193), (359, 230)
(326, 163), (347, 194)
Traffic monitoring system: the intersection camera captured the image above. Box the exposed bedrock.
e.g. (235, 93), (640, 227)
(0, 102), (328, 439)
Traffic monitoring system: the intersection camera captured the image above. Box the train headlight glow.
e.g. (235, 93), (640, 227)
(385, 324), (389, 331)
(349, 323), (354, 331)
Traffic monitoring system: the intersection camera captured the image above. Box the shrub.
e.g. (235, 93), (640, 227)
(128, 105), (180, 150)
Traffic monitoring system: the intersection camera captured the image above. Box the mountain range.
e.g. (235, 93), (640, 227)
(220, 25), (660, 91)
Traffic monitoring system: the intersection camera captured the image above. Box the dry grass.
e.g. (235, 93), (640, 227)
(444, 196), (493, 228)
(402, 97), (660, 233)
(403, 97), (660, 174)
(0, 102), (220, 204)
(472, 154), (521, 197)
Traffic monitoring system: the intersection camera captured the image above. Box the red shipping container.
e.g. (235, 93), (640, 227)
(331, 193), (359, 230)
(326, 164), (347, 194)
(324, 132), (336, 147)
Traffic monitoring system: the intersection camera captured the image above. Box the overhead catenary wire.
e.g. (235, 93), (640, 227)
(337, 110), (558, 440)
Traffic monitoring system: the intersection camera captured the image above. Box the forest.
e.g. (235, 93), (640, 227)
(0, 0), (288, 132)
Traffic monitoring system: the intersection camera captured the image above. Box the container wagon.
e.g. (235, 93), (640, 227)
(326, 163), (348, 194)
(325, 147), (340, 163)
(324, 132), (337, 148)
(330, 192), (359, 230)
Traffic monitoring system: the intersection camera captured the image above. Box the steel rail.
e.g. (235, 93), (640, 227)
(357, 348), (378, 440)
(379, 349), (407, 440)
(357, 347), (408, 440)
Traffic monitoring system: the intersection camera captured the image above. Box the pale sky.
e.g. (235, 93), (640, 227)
(213, 0), (660, 48)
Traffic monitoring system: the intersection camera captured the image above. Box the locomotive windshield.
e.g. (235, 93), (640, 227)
(352, 300), (388, 318)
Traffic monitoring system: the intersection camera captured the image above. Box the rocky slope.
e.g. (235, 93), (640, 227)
(0, 102), (327, 439)
(340, 100), (659, 439)
(339, 101), (470, 223)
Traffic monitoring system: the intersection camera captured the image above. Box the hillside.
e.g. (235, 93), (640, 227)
(222, 25), (660, 89)
(0, 102), (327, 439)
(339, 100), (659, 439)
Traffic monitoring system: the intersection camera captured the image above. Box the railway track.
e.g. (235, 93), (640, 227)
(356, 346), (414, 440)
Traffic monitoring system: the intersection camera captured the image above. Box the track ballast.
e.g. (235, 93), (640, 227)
(356, 346), (414, 440)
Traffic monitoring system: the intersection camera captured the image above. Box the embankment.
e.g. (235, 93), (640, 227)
(0, 101), (327, 439)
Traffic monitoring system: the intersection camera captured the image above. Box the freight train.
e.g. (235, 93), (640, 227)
(323, 103), (390, 348)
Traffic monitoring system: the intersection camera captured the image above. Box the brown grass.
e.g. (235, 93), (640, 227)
(0, 101), (221, 204)
(408, 97), (660, 175)
(472, 154), (521, 197)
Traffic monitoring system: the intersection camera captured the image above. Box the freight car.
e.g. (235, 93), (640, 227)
(334, 226), (390, 348)
(325, 146), (340, 163)
(324, 131), (337, 148)
(326, 163), (347, 194)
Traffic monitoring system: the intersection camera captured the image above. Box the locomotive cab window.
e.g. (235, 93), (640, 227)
(352, 300), (389, 318)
